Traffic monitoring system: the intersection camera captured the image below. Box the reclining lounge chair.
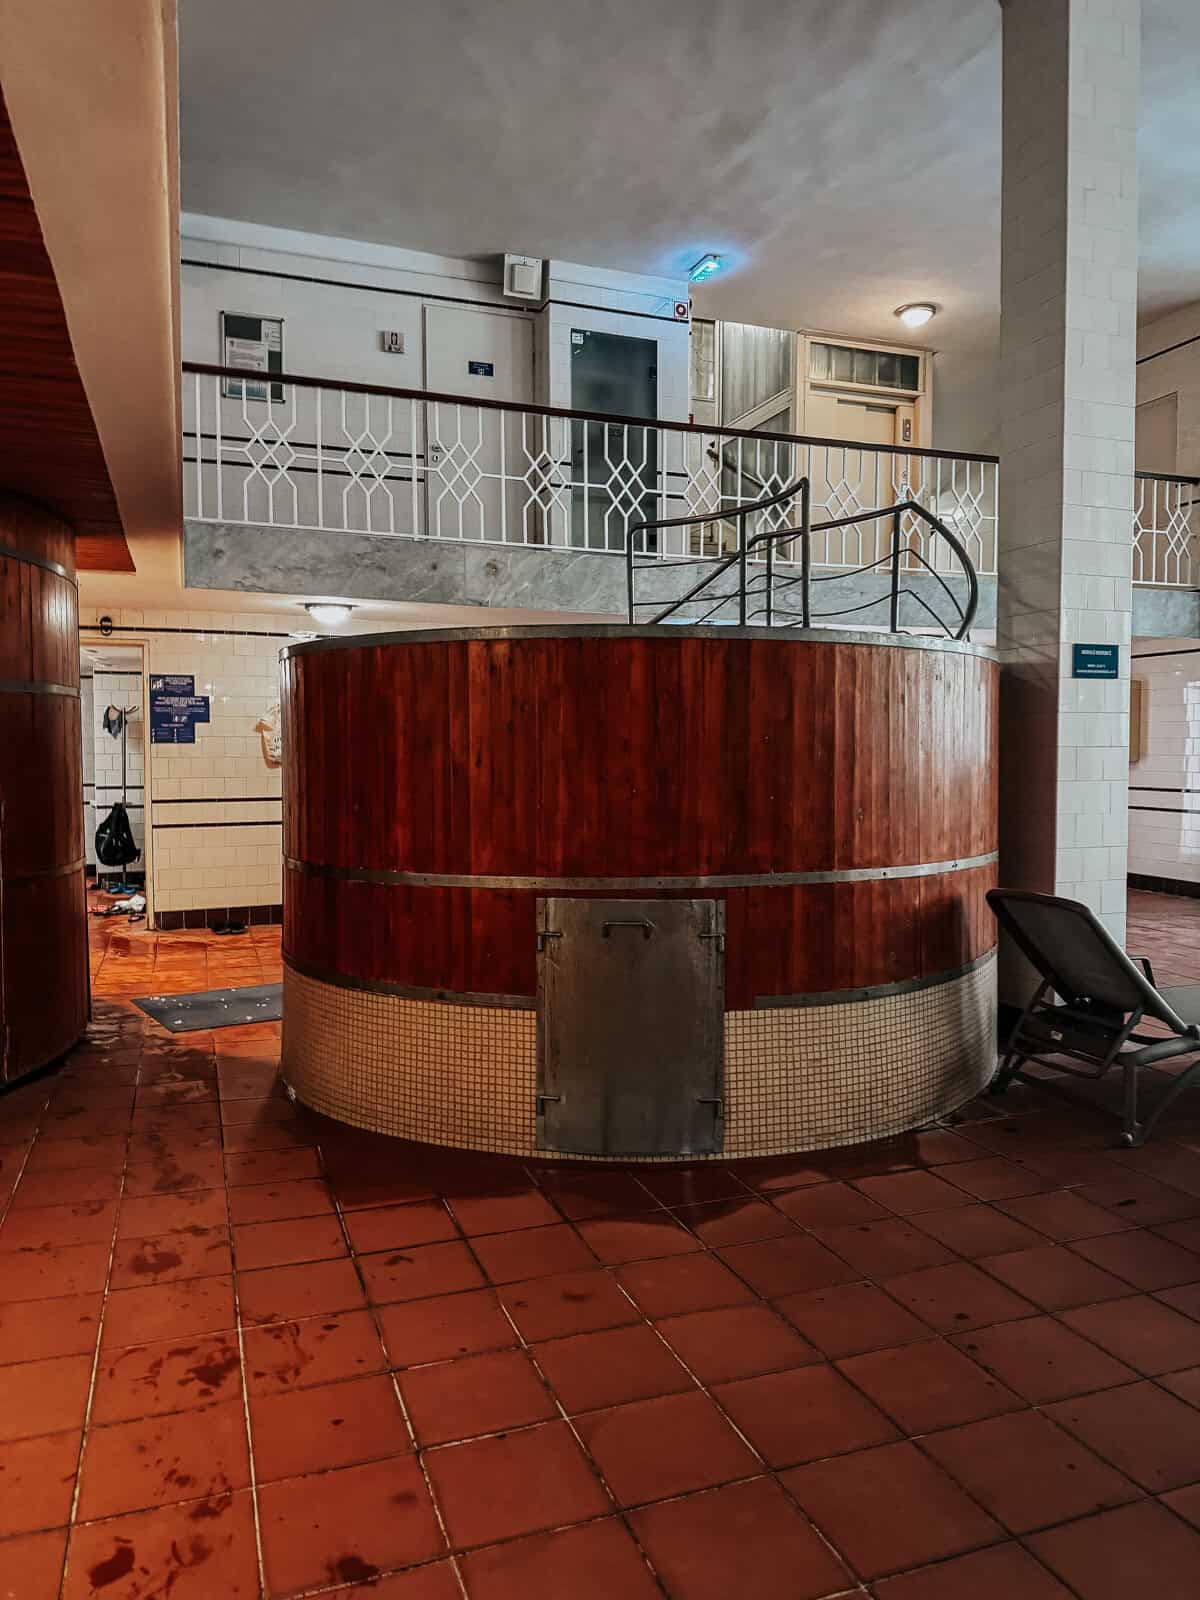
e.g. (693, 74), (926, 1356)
(988, 888), (1200, 1147)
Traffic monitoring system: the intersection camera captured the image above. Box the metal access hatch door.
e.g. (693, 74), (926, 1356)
(536, 898), (725, 1157)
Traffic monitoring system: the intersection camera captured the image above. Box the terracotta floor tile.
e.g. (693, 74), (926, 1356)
(0, 1199), (117, 1252)
(740, 1158), (841, 1193)
(1160, 1363), (1200, 1409)
(1071, 1227), (1200, 1290)
(249, 1372), (411, 1481)
(459, 1516), (660, 1600)
(242, 1309), (386, 1394)
(782, 1439), (1002, 1580)
(1044, 1379), (1200, 1491)
(448, 1188), (560, 1236)
(500, 1268), (638, 1342)
(769, 1179), (889, 1228)
(617, 1252), (754, 1317)
(109, 1226), (232, 1289)
(116, 1189), (228, 1240)
(811, 1219), (956, 1279)
(0, 1241), (111, 1303)
(0, 1528), (68, 1600)
(1163, 1482), (1200, 1530)
(714, 1234), (859, 1298)
(399, 1348), (556, 1445)
(23, 1134), (127, 1173)
(535, 1322), (691, 1413)
(102, 1275), (236, 1350)
(224, 1148), (321, 1187)
(636, 1167), (750, 1207)
(629, 1475), (852, 1600)
(852, 1169), (976, 1215)
(716, 1362), (898, 1467)
(576, 1388), (758, 1507)
(910, 1202), (1044, 1258)
(939, 1156), (1052, 1202)
(978, 1243), (1132, 1311)
(839, 1337), (1021, 1433)
(919, 1407), (1138, 1533)
(237, 1257), (366, 1325)
(0, 1353), (92, 1442)
(656, 1303), (817, 1386)
(575, 1213), (702, 1265)
(11, 1167), (122, 1208)
(351, 1566), (462, 1600)
(952, 1314), (1137, 1403)
(64, 1489), (258, 1600)
(775, 1279), (933, 1358)
(232, 1214), (348, 1272)
(882, 1260), (1037, 1333)
(1075, 1173), (1200, 1227)
(123, 1152), (227, 1197)
(342, 1199), (458, 1254)
(532, 1170), (656, 1220)
(0, 1428), (80, 1537)
(425, 1419), (609, 1547)
(670, 1197), (796, 1248)
(872, 1542), (1075, 1600)
(77, 1398), (250, 1520)
(226, 1177), (336, 1225)
(1158, 1280), (1200, 1320)
(1027, 1499), (1200, 1600)
(471, 1222), (599, 1283)
(0, 1292), (103, 1365)
(359, 1240), (485, 1306)
(379, 1288), (518, 1367)
(995, 1189), (1133, 1242)
(91, 1335), (242, 1423)
(1061, 1293), (1200, 1376)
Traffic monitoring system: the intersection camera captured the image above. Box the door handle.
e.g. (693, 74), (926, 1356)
(602, 918), (654, 940)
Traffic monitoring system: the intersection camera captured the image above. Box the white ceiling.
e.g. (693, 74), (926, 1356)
(180, 0), (1200, 446)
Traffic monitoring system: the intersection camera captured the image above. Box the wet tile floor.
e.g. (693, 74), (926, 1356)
(3, 892), (1200, 1597)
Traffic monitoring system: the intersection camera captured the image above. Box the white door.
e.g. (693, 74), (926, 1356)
(423, 305), (534, 541)
(805, 389), (916, 567)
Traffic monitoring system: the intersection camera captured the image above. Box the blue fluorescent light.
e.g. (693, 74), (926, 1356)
(689, 254), (723, 283)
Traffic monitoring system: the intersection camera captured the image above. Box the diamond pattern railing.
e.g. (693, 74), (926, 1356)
(1133, 472), (1200, 588)
(184, 363), (1002, 576)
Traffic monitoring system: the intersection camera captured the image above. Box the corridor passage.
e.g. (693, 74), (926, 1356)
(3, 895), (1200, 1598)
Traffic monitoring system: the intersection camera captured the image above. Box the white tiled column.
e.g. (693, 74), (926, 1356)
(997, 0), (1139, 987)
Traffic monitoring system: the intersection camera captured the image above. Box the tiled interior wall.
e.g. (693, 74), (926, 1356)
(80, 673), (95, 866)
(80, 608), (290, 919)
(90, 668), (145, 867)
(1128, 639), (1200, 885)
(1137, 300), (1200, 475)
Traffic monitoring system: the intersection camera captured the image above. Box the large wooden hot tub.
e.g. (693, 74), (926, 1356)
(281, 625), (998, 1160)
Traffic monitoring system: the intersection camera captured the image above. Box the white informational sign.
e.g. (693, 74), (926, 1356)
(222, 314), (284, 401)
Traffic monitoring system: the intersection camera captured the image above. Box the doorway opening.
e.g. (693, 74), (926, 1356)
(80, 640), (152, 925)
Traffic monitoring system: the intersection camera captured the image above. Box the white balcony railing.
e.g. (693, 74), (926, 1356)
(1134, 471), (1200, 588)
(182, 364), (999, 580)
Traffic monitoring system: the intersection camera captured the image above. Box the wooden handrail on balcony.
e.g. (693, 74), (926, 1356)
(182, 361), (1001, 467)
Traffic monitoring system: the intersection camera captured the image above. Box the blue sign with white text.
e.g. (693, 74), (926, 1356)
(150, 674), (211, 744)
(1072, 644), (1119, 680)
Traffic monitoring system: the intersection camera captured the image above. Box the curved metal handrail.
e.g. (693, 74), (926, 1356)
(627, 489), (979, 640)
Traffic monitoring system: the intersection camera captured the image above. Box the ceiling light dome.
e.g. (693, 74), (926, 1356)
(894, 302), (937, 329)
(304, 602), (354, 627)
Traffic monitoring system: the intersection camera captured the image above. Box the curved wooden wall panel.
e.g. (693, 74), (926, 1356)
(0, 492), (87, 1082)
(283, 630), (998, 1006)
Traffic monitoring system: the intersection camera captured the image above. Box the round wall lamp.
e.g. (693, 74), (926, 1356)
(894, 302), (937, 329)
(304, 602), (354, 627)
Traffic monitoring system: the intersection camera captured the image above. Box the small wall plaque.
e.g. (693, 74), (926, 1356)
(1072, 644), (1119, 679)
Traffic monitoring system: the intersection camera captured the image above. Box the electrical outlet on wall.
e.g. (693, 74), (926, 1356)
(380, 330), (405, 354)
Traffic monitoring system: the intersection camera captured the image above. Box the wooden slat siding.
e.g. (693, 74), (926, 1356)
(284, 635), (998, 1003)
(0, 496), (87, 1080)
(0, 90), (130, 571)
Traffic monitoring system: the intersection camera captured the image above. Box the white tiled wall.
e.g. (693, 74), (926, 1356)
(80, 607), (290, 917)
(1128, 641), (1200, 884)
(91, 669), (145, 864)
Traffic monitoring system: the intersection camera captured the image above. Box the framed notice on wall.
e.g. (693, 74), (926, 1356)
(221, 312), (284, 402)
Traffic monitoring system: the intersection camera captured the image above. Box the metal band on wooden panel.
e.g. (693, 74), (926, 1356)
(283, 953), (536, 1009)
(283, 851), (998, 892)
(753, 948), (997, 1008)
(0, 678), (79, 698)
(0, 541), (76, 584)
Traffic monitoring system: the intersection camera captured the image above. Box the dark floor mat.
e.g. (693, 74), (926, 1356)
(133, 982), (282, 1032)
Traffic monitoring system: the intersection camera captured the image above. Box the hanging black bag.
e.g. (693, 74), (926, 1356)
(95, 801), (140, 868)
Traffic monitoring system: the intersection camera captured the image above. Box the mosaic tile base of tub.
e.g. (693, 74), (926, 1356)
(282, 955), (997, 1162)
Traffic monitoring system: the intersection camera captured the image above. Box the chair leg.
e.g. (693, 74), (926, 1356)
(990, 1051), (1021, 1097)
(1121, 1060), (1143, 1148)
(1135, 1056), (1200, 1146)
